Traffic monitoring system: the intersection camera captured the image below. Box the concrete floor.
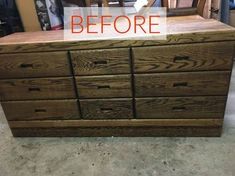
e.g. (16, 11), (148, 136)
(1, 65), (235, 176)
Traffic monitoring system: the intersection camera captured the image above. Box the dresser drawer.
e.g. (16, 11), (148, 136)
(135, 71), (230, 97)
(2, 100), (80, 121)
(80, 98), (133, 119)
(70, 48), (130, 75)
(133, 42), (233, 73)
(0, 77), (76, 101)
(0, 52), (71, 78)
(136, 96), (226, 119)
(76, 75), (132, 98)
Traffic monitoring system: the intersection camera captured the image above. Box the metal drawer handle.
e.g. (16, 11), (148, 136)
(97, 85), (110, 89)
(172, 106), (186, 112)
(20, 63), (33, 68)
(28, 87), (41, 92)
(100, 108), (113, 112)
(174, 56), (190, 62)
(35, 109), (47, 113)
(173, 82), (188, 87)
(94, 60), (107, 65)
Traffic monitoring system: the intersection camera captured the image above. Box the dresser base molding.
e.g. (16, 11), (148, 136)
(11, 127), (222, 137)
(9, 119), (223, 128)
(8, 119), (223, 137)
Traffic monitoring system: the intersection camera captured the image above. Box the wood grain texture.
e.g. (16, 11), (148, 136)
(0, 15), (234, 137)
(80, 98), (133, 119)
(76, 75), (132, 98)
(167, 7), (198, 17)
(0, 16), (234, 53)
(2, 99), (80, 121)
(136, 96), (226, 119)
(0, 77), (76, 101)
(8, 119), (223, 128)
(0, 52), (71, 78)
(71, 48), (130, 75)
(11, 127), (222, 137)
(133, 42), (234, 73)
(135, 71), (231, 97)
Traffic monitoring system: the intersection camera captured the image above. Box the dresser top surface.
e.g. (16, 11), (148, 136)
(0, 15), (234, 53)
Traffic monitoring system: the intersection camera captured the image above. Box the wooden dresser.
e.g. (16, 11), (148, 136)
(0, 15), (234, 137)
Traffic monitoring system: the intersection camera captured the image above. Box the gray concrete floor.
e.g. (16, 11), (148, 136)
(1, 65), (235, 176)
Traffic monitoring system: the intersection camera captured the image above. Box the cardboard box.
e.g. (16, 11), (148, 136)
(15, 0), (41, 31)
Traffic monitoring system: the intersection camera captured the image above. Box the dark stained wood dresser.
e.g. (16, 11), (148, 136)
(0, 15), (235, 137)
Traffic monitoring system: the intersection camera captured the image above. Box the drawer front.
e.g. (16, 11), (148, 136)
(76, 75), (132, 98)
(0, 52), (71, 78)
(80, 98), (133, 119)
(136, 96), (226, 119)
(133, 42), (233, 73)
(71, 48), (130, 75)
(135, 71), (230, 97)
(0, 77), (76, 101)
(2, 100), (80, 121)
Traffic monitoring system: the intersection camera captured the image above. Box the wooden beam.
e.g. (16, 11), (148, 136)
(167, 7), (198, 16)
(203, 0), (212, 18)
(197, 0), (207, 16)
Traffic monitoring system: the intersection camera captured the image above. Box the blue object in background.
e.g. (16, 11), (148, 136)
(230, 0), (235, 9)
(221, 0), (229, 24)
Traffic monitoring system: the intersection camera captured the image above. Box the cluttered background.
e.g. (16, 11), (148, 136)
(0, 0), (234, 37)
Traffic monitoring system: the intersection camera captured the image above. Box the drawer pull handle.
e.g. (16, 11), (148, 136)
(173, 82), (188, 87)
(20, 63), (33, 68)
(97, 85), (110, 89)
(174, 56), (189, 62)
(172, 106), (186, 112)
(94, 60), (107, 65)
(28, 87), (41, 92)
(35, 109), (47, 113)
(100, 108), (113, 111)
